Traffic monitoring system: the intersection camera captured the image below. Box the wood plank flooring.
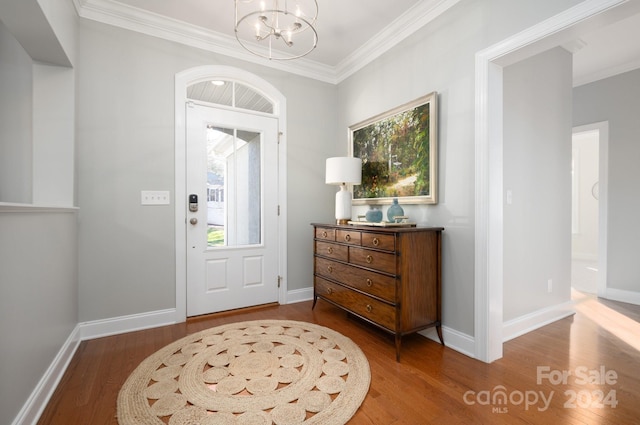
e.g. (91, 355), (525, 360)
(37, 295), (640, 424)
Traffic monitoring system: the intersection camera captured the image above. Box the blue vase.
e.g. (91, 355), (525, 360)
(365, 206), (383, 223)
(387, 198), (404, 222)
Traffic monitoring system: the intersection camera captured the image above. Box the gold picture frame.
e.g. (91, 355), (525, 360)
(349, 92), (438, 205)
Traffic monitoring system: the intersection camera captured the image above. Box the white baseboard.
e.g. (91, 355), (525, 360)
(286, 287), (314, 304)
(79, 308), (177, 340)
(13, 309), (177, 425)
(77, 294), (323, 342)
(420, 325), (476, 359)
(14, 300), (477, 425)
(287, 289), (477, 359)
(602, 288), (640, 306)
(502, 301), (575, 342)
(12, 325), (81, 425)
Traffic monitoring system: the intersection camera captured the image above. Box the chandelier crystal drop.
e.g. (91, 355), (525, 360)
(234, 0), (318, 60)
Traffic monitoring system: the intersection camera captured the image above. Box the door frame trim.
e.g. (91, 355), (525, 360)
(174, 65), (287, 322)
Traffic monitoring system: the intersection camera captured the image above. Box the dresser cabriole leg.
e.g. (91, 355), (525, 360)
(436, 322), (444, 345)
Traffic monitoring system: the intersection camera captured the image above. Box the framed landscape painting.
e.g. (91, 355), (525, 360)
(349, 92), (438, 205)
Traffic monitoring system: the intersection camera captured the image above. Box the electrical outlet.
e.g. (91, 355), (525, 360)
(547, 279), (553, 293)
(141, 190), (170, 205)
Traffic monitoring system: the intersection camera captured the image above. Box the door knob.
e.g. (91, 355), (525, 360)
(190, 218), (198, 225)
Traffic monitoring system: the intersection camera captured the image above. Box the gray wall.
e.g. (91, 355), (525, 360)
(0, 210), (78, 425)
(5, 1), (637, 422)
(75, 18), (338, 321)
(0, 3), (78, 423)
(574, 69), (640, 293)
(336, 0), (583, 336)
(503, 47), (573, 321)
(74, 0), (594, 335)
(340, 1), (485, 336)
(0, 0), (77, 205)
(0, 21), (33, 204)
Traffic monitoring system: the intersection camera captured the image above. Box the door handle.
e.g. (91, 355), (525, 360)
(190, 218), (198, 225)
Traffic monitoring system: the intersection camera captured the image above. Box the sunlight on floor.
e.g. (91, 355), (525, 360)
(572, 289), (640, 352)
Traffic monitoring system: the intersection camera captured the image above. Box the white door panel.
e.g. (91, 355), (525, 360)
(186, 104), (279, 316)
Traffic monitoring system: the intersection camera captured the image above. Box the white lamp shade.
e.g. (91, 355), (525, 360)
(325, 157), (362, 185)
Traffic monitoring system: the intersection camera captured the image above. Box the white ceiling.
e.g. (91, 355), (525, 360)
(105, 0), (424, 66)
(572, 11), (640, 86)
(75, 0), (640, 85)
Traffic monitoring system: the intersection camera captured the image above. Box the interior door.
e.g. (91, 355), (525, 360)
(186, 103), (279, 316)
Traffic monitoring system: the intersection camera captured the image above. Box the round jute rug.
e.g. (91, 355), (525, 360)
(117, 320), (370, 425)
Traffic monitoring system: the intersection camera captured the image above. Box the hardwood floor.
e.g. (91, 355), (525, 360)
(38, 295), (640, 424)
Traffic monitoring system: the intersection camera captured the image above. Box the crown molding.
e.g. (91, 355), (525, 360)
(574, 56), (640, 87)
(74, 0), (459, 85)
(334, 0), (462, 83)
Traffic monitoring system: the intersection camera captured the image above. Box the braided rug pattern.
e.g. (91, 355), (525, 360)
(117, 320), (370, 425)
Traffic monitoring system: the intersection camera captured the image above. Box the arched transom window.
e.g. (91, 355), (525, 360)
(187, 80), (274, 114)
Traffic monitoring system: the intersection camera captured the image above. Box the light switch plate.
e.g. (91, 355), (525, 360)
(141, 190), (170, 205)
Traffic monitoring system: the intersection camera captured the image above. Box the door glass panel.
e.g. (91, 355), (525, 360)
(206, 125), (262, 248)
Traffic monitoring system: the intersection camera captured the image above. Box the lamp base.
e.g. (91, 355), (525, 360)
(335, 185), (352, 225)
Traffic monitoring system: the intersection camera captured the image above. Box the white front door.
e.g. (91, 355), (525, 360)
(186, 103), (279, 316)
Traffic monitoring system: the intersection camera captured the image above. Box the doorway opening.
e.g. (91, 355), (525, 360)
(475, 0), (628, 362)
(570, 121), (609, 303)
(571, 128), (600, 295)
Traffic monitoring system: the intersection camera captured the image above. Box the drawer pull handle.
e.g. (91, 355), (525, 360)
(327, 247), (333, 254)
(366, 255), (373, 264)
(322, 231), (328, 238)
(327, 287), (334, 295)
(327, 266), (333, 273)
(366, 304), (372, 313)
(344, 234), (351, 242)
(373, 237), (380, 246)
(366, 278), (373, 287)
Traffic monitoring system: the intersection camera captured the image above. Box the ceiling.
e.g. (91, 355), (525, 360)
(102, 0), (425, 66)
(572, 11), (640, 86)
(75, 0), (640, 85)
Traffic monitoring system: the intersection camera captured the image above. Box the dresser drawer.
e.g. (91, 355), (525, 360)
(315, 227), (335, 241)
(312, 223), (444, 362)
(349, 246), (396, 274)
(361, 232), (395, 251)
(315, 241), (347, 261)
(336, 229), (361, 245)
(314, 257), (396, 303)
(315, 277), (396, 331)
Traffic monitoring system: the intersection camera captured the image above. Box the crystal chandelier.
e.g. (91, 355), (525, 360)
(234, 0), (318, 60)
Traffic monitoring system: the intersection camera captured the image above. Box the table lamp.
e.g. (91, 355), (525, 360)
(325, 157), (362, 224)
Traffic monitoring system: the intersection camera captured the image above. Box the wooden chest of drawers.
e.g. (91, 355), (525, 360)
(312, 223), (444, 361)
